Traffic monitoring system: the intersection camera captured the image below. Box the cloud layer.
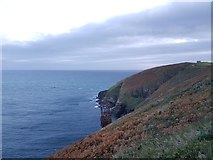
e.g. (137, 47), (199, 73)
(3, 2), (211, 70)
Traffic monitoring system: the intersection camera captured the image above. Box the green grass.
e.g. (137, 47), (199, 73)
(118, 93), (144, 110)
(113, 118), (212, 158)
(195, 62), (213, 67)
(107, 82), (145, 109)
(107, 82), (122, 98)
(139, 91), (181, 113)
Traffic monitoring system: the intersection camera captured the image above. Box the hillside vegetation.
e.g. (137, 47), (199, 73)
(51, 62), (212, 159)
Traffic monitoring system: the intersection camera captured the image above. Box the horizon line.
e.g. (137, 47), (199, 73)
(2, 69), (142, 71)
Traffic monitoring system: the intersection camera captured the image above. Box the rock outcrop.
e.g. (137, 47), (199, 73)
(50, 62), (212, 159)
(97, 62), (192, 119)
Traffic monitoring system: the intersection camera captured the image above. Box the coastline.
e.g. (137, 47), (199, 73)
(50, 62), (212, 159)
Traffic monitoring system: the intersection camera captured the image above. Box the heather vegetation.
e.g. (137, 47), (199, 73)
(51, 62), (212, 159)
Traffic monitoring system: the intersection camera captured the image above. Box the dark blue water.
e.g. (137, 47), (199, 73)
(2, 70), (138, 158)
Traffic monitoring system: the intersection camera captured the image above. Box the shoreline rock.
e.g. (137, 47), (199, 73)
(97, 89), (134, 127)
(50, 62), (212, 159)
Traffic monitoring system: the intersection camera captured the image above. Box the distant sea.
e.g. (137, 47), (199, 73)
(2, 70), (138, 158)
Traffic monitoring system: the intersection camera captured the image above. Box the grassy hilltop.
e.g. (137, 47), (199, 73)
(51, 62), (212, 159)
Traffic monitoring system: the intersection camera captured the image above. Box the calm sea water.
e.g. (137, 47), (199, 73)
(2, 70), (138, 158)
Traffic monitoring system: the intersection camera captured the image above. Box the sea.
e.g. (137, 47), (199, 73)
(2, 70), (138, 158)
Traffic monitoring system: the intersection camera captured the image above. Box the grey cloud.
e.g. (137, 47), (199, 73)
(3, 2), (211, 70)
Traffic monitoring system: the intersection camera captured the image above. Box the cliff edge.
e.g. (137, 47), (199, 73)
(50, 62), (212, 159)
(97, 62), (193, 118)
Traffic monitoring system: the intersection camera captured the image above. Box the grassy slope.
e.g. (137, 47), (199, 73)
(106, 62), (193, 112)
(51, 62), (212, 159)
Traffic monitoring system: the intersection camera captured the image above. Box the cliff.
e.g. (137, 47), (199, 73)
(97, 62), (193, 118)
(50, 62), (212, 159)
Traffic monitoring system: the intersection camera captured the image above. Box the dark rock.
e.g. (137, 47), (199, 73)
(97, 88), (135, 127)
(97, 90), (108, 100)
(100, 113), (112, 128)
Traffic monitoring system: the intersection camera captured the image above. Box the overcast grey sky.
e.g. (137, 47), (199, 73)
(2, 1), (211, 70)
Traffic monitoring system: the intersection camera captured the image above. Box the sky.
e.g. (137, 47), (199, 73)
(1, 0), (212, 70)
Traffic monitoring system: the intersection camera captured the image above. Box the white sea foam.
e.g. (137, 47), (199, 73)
(94, 105), (100, 108)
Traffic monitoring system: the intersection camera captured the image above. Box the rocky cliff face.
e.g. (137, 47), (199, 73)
(97, 63), (192, 119)
(50, 62), (212, 159)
